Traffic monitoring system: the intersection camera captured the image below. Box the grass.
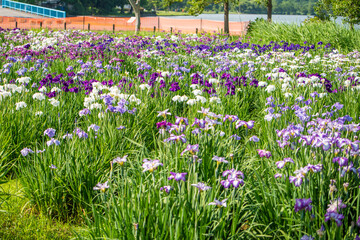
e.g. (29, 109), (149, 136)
(247, 19), (360, 52)
(0, 179), (86, 240)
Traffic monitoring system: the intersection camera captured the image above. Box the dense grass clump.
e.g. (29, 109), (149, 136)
(247, 19), (360, 52)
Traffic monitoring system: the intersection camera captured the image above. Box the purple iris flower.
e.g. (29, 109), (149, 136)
(212, 156), (228, 164)
(20, 148), (34, 157)
(257, 149), (272, 158)
(168, 172), (187, 182)
(249, 135), (260, 142)
(357, 216), (360, 227)
(289, 174), (304, 187)
(300, 235), (314, 240)
(112, 155), (127, 166)
(88, 124), (100, 132)
(332, 157), (348, 167)
(236, 120), (255, 129)
(164, 134), (187, 143)
(274, 173), (282, 179)
(93, 181), (109, 192)
(175, 116), (189, 126)
(142, 159), (163, 172)
(223, 115), (239, 123)
(276, 158), (294, 169)
(62, 133), (73, 139)
(230, 134), (241, 140)
(44, 128), (56, 138)
(208, 198), (227, 207)
(306, 164), (323, 173)
(324, 212), (345, 226)
(332, 102), (344, 110)
(74, 128), (88, 139)
(327, 198), (346, 213)
(49, 164), (57, 169)
(222, 169), (244, 179)
(46, 138), (60, 146)
(160, 185), (172, 193)
(191, 182), (211, 192)
(294, 198), (312, 212)
(181, 144), (199, 156)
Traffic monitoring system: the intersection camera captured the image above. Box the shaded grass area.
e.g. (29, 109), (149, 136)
(0, 179), (86, 240)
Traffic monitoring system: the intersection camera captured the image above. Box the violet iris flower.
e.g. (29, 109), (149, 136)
(181, 144), (199, 156)
(213, 156), (228, 164)
(46, 138), (60, 146)
(276, 157), (294, 169)
(257, 149), (272, 158)
(160, 185), (172, 193)
(44, 128), (56, 138)
(235, 120), (255, 129)
(93, 181), (110, 192)
(208, 198), (227, 207)
(112, 155), (127, 166)
(332, 157), (348, 167)
(289, 174), (304, 187)
(324, 212), (345, 226)
(20, 148), (34, 157)
(249, 135), (260, 142)
(157, 109), (171, 118)
(168, 172), (187, 182)
(142, 159), (163, 172)
(191, 182), (211, 192)
(164, 134), (187, 143)
(294, 198), (312, 212)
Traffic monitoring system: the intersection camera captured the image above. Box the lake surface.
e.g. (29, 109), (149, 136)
(165, 14), (312, 24)
(164, 14), (357, 28)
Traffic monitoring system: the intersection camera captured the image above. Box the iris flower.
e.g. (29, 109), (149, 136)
(142, 159), (163, 172)
(208, 198), (227, 207)
(93, 181), (109, 192)
(168, 172), (187, 182)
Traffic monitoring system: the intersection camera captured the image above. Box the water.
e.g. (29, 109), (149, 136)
(165, 14), (312, 24)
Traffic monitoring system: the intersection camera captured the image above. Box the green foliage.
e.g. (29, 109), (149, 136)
(247, 20), (360, 52)
(322, 0), (360, 29)
(0, 180), (86, 240)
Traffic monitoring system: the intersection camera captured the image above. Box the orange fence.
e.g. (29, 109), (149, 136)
(0, 16), (249, 35)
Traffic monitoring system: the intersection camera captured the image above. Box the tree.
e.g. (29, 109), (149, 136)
(254, 0), (272, 22)
(128, 0), (141, 33)
(322, 0), (360, 30)
(167, 0), (239, 34)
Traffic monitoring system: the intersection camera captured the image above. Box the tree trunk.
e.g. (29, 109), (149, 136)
(267, 0), (272, 22)
(224, 1), (229, 34)
(128, 0), (141, 33)
(134, 7), (141, 33)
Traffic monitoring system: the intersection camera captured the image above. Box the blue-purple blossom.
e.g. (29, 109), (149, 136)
(44, 128), (56, 138)
(212, 156), (228, 164)
(112, 155), (128, 166)
(249, 135), (260, 142)
(93, 181), (109, 192)
(160, 185), (172, 193)
(257, 149), (271, 158)
(294, 198), (312, 212)
(181, 144), (199, 156)
(168, 172), (187, 182)
(208, 198), (227, 207)
(276, 158), (294, 169)
(191, 182), (211, 192)
(21, 148), (34, 157)
(46, 138), (60, 146)
(142, 159), (163, 172)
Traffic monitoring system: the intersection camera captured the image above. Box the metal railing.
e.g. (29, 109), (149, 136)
(1, 0), (66, 18)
